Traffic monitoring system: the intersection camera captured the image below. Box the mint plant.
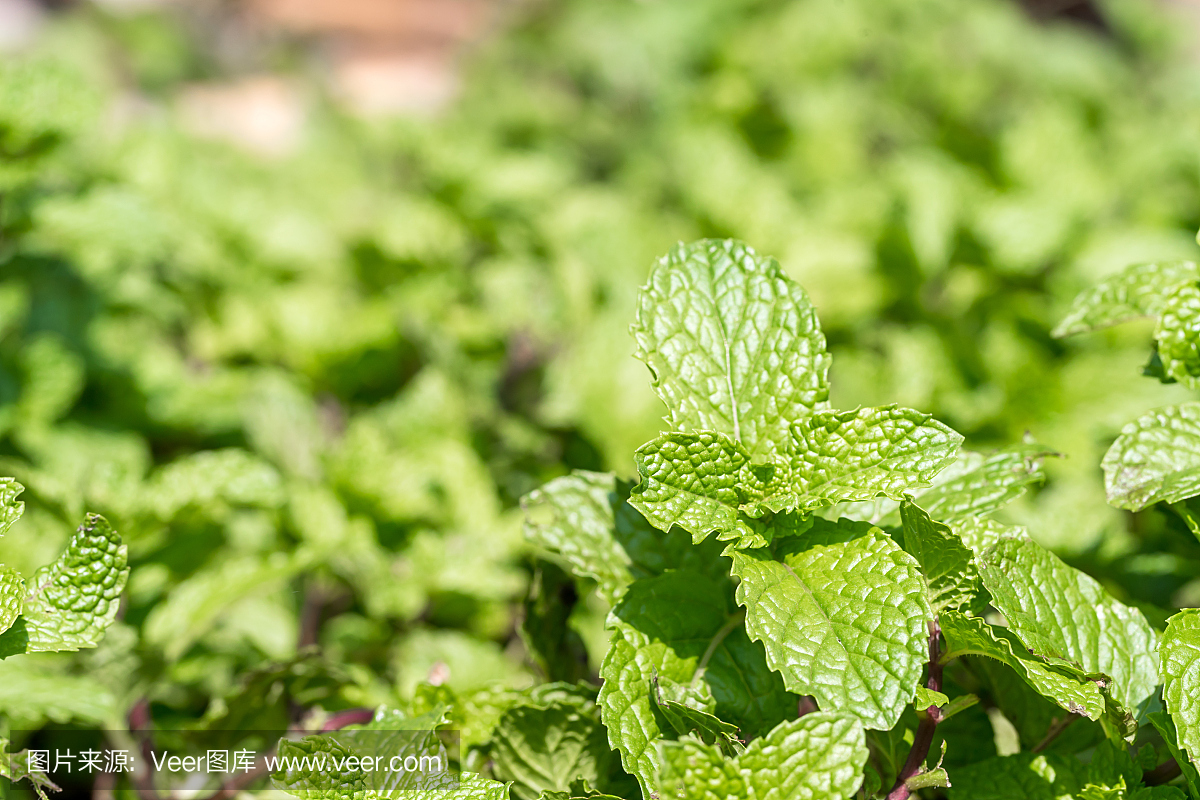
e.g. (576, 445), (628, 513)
(270, 239), (1196, 800)
(0, 479), (128, 796)
(1058, 251), (1200, 796)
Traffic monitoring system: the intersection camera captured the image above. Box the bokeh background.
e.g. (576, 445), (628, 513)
(4, 0), (1200, 782)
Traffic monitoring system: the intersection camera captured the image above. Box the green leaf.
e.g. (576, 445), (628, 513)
(629, 430), (768, 546)
(1162, 609), (1200, 766)
(773, 406), (963, 511)
(651, 674), (742, 754)
(1147, 711), (1200, 800)
(521, 562), (590, 684)
(940, 611), (1106, 721)
(271, 707), (508, 799)
(0, 514), (128, 657)
(1053, 261), (1200, 338)
(949, 516), (1028, 556)
(0, 738), (60, 800)
(908, 443), (1054, 523)
(491, 702), (614, 800)
(522, 472), (636, 604)
(896, 500), (981, 613)
(631, 238), (830, 458)
(836, 443), (1052, 527)
(977, 538), (1159, 711)
(1156, 282), (1200, 388)
(914, 686), (950, 709)
(948, 753), (1088, 799)
(1103, 403), (1200, 511)
(143, 552), (299, 661)
(144, 448), (285, 520)
(522, 471), (728, 602)
(657, 712), (868, 800)
(596, 571), (795, 796)
(730, 517), (932, 730)
(631, 408), (962, 544)
(0, 566), (23, 635)
(0, 478), (23, 537)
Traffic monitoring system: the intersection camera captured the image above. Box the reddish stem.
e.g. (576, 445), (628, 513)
(886, 619), (944, 800)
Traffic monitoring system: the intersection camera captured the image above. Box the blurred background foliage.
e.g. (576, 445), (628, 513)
(3, 0), (1200, 765)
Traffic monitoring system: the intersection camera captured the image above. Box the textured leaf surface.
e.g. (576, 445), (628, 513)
(896, 501), (980, 613)
(596, 571), (794, 796)
(491, 702), (613, 800)
(0, 478), (22, 538)
(524, 471), (728, 600)
(0, 566), (23, 635)
(977, 538), (1159, 710)
(629, 431), (763, 544)
(730, 518), (932, 730)
(658, 712), (868, 800)
(1156, 281), (1200, 389)
(631, 238), (830, 458)
(907, 443), (1053, 523)
(777, 406), (962, 510)
(1103, 403), (1200, 511)
(0, 514), (128, 656)
(522, 471), (635, 603)
(949, 516), (1027, 556)
(940, 611), (1105, 720)
(272, 708), (501, 799)
(837, 444), (1051, 527)
(1162, 609), (1200, 766)
(1053, 260), (1200, 338)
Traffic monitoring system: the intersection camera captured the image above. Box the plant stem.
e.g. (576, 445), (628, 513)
(1145, 758), (1183, 786)
(1031, 712), (1079, 753)
(886, 618), (944, 800)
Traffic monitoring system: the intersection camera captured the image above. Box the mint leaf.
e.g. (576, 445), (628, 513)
(913, 687), (950, 709)
(0, 514), (127, 656)
(909, 443), (1054, 522)
(977, 538), (1159, 711)
(730, 517), (932, 730)
(949, 516), (1028, 555)
(0, 566), (23, 635)
(629, 431), (767, 545)
(522, 471), (727, 602)
(774, 405), (963, 511)
(1053, 261), (1200, 338)
(522, 471), (636, 603)
(836, 443), (1052, 527)
(940, 611), (1106, 721)
(596, 571), (795, 796)
(651, 674), (741, 754)
(896, 500), (981, 613)
(948, 753), (1088, 799)
(658, 712), (868, 800)
(0, 478), (22, 537)
(0, 738), (60, 800)
(1147, 711), (1200, 800)
(143, 553), (300, 661)
(491, 701), (614, 800)
(1103, 403), (1200, 511)
(1156, 281), (1200, 388)
(272, 707), (505, 799)
(631, 238), (830, 458)
(630, 407), (962, 544)
(1162, 609), (1200, 766)
(145, 448), (285, 520)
